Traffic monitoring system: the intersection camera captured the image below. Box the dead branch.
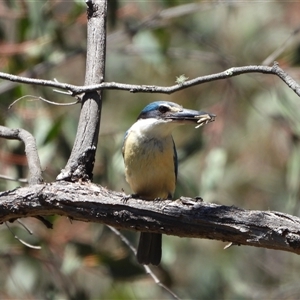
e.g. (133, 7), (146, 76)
(1, 181), (300, 255)
(56, 0), (107, 182)
(0, 63), (299, 98)
(0, 126), (43, 185)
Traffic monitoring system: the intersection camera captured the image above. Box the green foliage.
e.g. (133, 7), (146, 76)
(1, 0), (300, 299)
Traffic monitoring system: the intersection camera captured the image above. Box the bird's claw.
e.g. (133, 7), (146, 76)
(121, 193), (139, 203)
(195, 196), (203, 202)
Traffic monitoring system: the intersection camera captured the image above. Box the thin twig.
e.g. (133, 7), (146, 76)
(52, 89), (73, 96)
(0, 174), (28, 183)
(262, 26), (300, 66)
(0, 63), (299, 98)
(107, 226), (181, 300)
(8, 95), (79, 109)
(5, 222), (42, 250)
(17, 219), (33, 235)
(8, 95), (36, 109)
(38, 97), (79, 106)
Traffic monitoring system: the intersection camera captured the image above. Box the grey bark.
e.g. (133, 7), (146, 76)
(57, 0), (107, 182)
(1, 181), (300, 255)
(0, 126), (43, 185)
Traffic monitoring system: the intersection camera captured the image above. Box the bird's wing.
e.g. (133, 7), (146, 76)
(172, 137), (178, 181)
(122, 130), (129, 158)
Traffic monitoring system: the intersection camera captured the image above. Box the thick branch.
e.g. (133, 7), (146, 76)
(0, 126), (43, 185)
(56, 0), (107, 181)
(1, 181), (300, 255)
(1, 63), (300, 98)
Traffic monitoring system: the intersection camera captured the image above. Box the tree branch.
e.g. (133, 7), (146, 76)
(1, 181), (300, 255)
(1, 63), (300, 99)
(0, 126), (43, 185)
(56, 0), (107, 181)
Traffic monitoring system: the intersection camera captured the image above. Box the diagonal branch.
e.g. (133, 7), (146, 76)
(0, 126), (43, 185)
(1, 181), (300, 256)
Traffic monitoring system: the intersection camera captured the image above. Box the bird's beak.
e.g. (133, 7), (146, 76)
(165, 108), (216, 128)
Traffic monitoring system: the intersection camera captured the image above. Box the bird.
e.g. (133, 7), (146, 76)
(122, 101), (215, 265)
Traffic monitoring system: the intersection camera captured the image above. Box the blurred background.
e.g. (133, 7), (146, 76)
(1, 0), (300, 299)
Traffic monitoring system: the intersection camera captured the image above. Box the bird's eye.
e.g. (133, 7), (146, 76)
(158, 105), (170, 113)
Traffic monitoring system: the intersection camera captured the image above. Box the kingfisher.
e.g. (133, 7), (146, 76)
(122, 101), (215, 265)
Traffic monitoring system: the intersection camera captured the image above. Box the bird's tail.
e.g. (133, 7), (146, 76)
(137, 232), (162, 265)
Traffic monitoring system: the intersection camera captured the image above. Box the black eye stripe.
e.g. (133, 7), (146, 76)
(158, 105), (169, 113)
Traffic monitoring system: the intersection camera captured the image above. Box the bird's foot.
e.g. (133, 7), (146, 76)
(180, 196), (203, 205)
(121, 193), (139, 203)
(154, 197), (162, 202)
(195, 196), (203, 202)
